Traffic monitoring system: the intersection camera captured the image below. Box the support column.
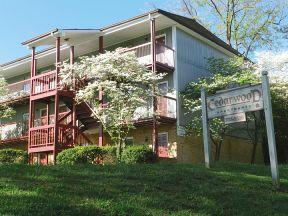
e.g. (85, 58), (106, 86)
(54, 37), (61, 164)
(98, 36), (104, 146)
(28, 47), (36, 164)
(70, 46), (77, 142)
(150, 18), (158, 155)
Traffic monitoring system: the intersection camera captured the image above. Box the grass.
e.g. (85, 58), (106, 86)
(0, 162), (287, 216)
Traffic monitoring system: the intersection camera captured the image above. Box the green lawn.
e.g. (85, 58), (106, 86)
(0, 162), (287, 216)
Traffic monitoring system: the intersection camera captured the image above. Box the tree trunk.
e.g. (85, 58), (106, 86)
(214, 141), (222, 162)
(260, 110), (270, 165)
(250, 114), (259, 164)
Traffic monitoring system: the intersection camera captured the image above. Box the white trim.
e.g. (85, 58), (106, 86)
(103, 14), (161, 35)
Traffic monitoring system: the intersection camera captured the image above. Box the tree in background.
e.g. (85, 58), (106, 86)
(60, 48), (163, 158)
(182, 57), (259, 161)
(183, 55), (288, 163)
(179, 0), (287, 57)
(255, 51), (288, 163)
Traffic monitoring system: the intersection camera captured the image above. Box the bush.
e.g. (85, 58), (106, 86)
(120, 145), (156, 164)
(57, 146), (105, 165)
(0, 149), (28, 164)
(102, 146), (117, 164)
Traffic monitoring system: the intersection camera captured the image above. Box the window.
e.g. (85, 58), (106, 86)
(125, 137), (134, 146)
(22, 113), (29, 136)
(157, 82), (168, 116)
(158, 132), (169, 158)
(158, 132), (168, 147)
(156, 34), (166, 45)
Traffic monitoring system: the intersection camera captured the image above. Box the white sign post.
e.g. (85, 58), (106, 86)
(201, 88), (212, 168)
(201, 71), (279, 187)
(261, 71), (279, 188)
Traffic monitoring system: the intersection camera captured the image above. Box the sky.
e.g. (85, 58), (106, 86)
(0, 0), (172, 64)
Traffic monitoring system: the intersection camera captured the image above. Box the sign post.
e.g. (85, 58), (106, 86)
(201, 88), (212, 168)
(201, 71), (279, 187)
(261, 71), (279, 188)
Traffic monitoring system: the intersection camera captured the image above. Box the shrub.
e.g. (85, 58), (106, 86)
(120, 145), (156, 164)
(102, 146), (117, 164)
(57, 146), (105, 165)
(0, 149), (28, 164)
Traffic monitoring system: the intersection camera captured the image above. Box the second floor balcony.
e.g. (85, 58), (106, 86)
(125, 42), (175, 71)
(0, 79), (30, 103)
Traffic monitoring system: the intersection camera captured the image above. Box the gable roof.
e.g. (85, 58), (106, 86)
(157, 10), (241, 57)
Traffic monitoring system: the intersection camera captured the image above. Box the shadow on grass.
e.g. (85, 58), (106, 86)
(0, 162), (287, 216)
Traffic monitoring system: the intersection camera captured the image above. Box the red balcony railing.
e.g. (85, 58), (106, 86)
(0, 79), (30, 103)
(124, 42), (175, 69)
(31, 70), (57, 95)
(29, 125), (55, 148)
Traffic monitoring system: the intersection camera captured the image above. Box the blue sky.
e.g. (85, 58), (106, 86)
(0, 0), (170, 64)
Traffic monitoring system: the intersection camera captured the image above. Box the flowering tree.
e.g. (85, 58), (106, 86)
(60, 48), (164, 158)
(183, 55), (288, 163)
(255, 50), (288, 83)
(182, 57), (259, 161)
(0, 77), (15, 119)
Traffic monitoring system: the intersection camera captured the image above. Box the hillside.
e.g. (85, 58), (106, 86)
(0, 162), (287, 215)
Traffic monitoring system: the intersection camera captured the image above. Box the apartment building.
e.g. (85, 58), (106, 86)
(0, 9), (263, 164)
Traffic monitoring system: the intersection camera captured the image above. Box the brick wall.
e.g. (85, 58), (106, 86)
(84, 123), (264, 164)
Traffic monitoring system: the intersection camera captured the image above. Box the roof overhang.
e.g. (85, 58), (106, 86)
(1, 9), (243, 79)
(22, 29), (103, 48)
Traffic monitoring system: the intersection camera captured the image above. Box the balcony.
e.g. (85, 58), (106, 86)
(0, 79), (30, 103)
(31, 70), (57, 95)
(0, 122), (28, 143)
(124, 42), (175, 71)
(133, 95), (177, 125)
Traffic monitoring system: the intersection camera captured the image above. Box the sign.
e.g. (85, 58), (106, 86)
(224, 113), (246, 124)
(201, 73), (279, 188)
(206, 84), (263, 119)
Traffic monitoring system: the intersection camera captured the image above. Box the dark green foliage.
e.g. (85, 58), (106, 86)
(120, 145), (156, 164)
(0, 149), (27, 164)
(57, 146), (105, 165)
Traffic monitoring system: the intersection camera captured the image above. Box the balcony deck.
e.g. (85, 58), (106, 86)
(0, 79), (30, 104)
(1, 42), (174, 104)
(124, 42), (175, 72)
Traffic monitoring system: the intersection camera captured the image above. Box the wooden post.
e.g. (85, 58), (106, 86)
(98, 36), (104, 146)
(150, 18), (158, 155)
(201, 88), (212, 168)
(70, 46), (77, 142)
(262, 71), (279, 188)
(53, 37), (61, 164)
(28, 47), (36, 164)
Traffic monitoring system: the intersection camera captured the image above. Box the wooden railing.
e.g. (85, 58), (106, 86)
(133, 95), (177, 120)
(0, 121), (28, 141)
(124, 42), (175, 68)
(31, 70), (57, 95)
(29, 125), (55, 148)
(0, 79), (30, 103)
(29, 124), (92, 148)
